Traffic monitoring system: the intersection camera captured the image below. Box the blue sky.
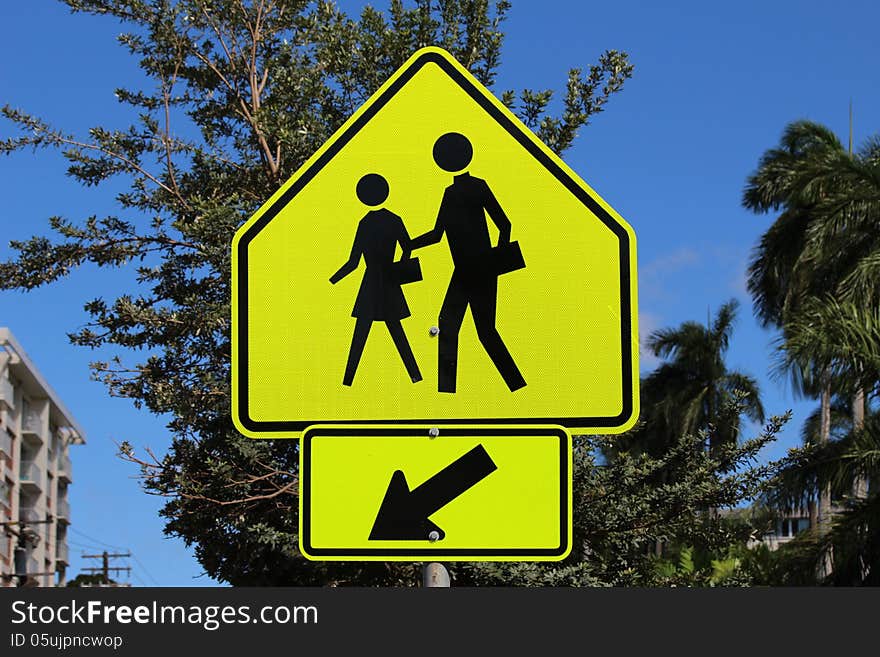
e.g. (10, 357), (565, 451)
(1, 1), (879, 586)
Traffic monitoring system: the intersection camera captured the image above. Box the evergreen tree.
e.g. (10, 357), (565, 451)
(1, 0), (634, 585)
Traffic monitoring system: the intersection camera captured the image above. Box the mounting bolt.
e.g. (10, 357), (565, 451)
(428, 530), (441, 542)
(429, 326), (440, 337)
(428, 427), (440, 438)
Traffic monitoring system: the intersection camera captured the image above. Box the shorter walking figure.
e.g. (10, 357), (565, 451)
(330, 173), (422, 386)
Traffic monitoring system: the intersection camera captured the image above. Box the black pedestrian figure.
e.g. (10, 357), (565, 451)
(411, 133), (527, 393)
(331, 173), (422, 386)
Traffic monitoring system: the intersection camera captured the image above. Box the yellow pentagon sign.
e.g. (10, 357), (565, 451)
(231, 47), (638, 437)
(300, 426), (571, 560)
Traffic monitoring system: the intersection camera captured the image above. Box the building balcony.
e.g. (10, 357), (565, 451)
(19, 506), (43, 524)
(0, 430), (11, 458)
(19, 461), (43, 491)
(56, 498), (70, 522)
(0, 480), (11, 513)
(55, 542), (69, 565)
(22, 409), (44, 444)
(0, 375), (13, 411)
(57, 454), (72, 483)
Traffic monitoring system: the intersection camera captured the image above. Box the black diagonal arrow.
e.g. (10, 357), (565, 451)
(368, 444), (498, 541)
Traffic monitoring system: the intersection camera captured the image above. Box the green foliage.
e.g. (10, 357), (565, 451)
(743, 120), (880, 394)
(775, 297), (880, 397)
(742, 120), (850, 329)
(67, 573), (116, 587)
(743, 118), (880, 586)
(1, 0), (634, 586)
(615, 300), (764, 458)
(650, 546), (746, 587)
(454, 405), (789, 586)
(764, 410), (880, 585)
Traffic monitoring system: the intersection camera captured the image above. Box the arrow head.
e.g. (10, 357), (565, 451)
(369, 470), (446, 541)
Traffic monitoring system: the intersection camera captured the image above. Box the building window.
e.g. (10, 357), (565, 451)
(779, 518), (806, 538)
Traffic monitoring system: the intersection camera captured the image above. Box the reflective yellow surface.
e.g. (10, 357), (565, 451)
(232, 47), (638, 437)
(299, 425), (572, 561)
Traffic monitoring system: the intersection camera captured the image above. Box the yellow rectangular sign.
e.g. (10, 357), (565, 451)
(299, 425), (572, 561)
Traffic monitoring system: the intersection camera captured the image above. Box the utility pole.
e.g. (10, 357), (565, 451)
(1, 518), (55, 587)
(81, 551), (131, 586)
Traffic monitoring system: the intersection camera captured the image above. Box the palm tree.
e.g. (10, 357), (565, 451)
(770, 296), (880, 582)
(786, 136), (880, 501)
(767, 388), (860, 534)
(765, 412), (880, 585)
(787, 136), (880, 301)
(638, 299), (765, 457)
(744, 119), (880, 581)
(608, 300), (763, 558)
(778, 297), (880, 395)
(769, 408), (880, 585)
(742, 120), (864, 534)
(743, 121), (847, 325)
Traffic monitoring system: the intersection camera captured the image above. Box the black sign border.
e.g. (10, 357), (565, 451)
(300, 425), (570, 559)
(236, 50), (635, 433)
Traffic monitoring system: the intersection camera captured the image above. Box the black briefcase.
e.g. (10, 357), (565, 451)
(490, 240), (525, 276)
(393, 257), (423, 285)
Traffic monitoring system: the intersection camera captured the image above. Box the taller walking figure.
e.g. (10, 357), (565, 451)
(412, 133), (527, 393)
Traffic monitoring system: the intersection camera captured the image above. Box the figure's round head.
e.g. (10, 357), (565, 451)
(356, 173), (389, 206)
(433, 133), (473, 172)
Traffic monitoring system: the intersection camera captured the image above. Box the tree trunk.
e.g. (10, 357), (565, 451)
(818, 384), (832, 524)
(852, 386), (868, 498)
(851, 386), (870, 583)
(808, 498), (817, 530)
(817, 383), (833, 581)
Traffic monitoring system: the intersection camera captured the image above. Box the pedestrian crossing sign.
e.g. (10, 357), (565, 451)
(231, 46), (639, 438)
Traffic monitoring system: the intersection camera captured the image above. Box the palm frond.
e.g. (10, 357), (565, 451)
(777, 296), (880, 395)
(722, 371), (765, 423)
(799, 399), (851, 446)
(838, 249), (880, 300)
(712, 299), (739, 353)
(631, 301), (762, 454)
(746, 207), (812, 327)
(743, 120), (844, 212)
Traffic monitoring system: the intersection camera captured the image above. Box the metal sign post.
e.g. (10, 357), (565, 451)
(422, 563), (450, 588)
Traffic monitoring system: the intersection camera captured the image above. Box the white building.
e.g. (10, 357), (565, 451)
(0, 328), (85, 586)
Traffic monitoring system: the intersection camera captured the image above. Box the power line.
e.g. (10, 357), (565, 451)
(127, 566), (148, 588)
(128, 552), (161, 587)
(66, 529), (161, 586)
(69, 527), (125, 551)
(67, 538), (103, 551)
